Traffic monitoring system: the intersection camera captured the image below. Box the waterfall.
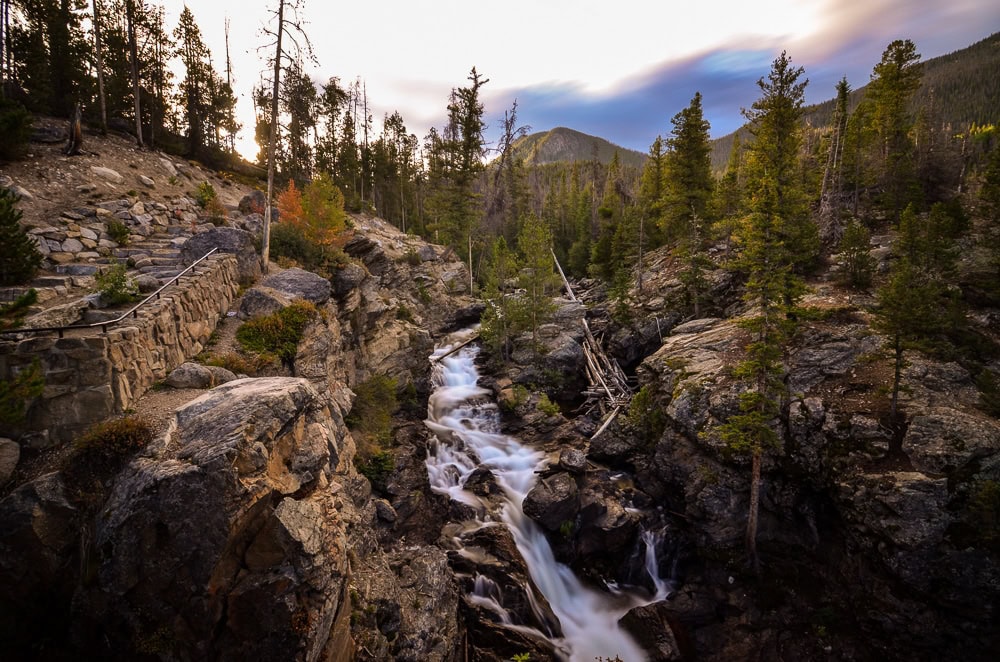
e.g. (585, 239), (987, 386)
(425, 329), (670, 661)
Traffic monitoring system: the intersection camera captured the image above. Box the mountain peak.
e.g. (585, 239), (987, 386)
(510, 127), (646, 168)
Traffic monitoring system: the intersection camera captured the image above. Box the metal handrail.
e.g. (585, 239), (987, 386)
(0, 247), (220, 339)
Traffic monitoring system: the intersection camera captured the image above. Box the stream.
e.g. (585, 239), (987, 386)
(424, 329), (670, 661)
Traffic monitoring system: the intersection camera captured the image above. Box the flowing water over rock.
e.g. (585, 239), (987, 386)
(425, 329), (669, 661)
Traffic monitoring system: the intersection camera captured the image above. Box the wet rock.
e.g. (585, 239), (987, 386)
(261, 266), (332, 305)
(523, 472), (579, 531)
(620, 603), (683, 661)
(164, 361), (214, 389)
(558, 448), (587, 474)
(464, 466), (499, 497)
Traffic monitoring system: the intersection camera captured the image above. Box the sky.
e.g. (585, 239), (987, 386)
(160, 0), (1000, 160)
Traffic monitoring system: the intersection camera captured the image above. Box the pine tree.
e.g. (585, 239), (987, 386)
(868, 39), (923, 221)
(0, 187), (42, 286)
(517, 213), (558, 345)
(836, 219), (875, 289)
(480, 236), (521, 359)
(663, 92), (714, 244)
(721, 51), (811, 572)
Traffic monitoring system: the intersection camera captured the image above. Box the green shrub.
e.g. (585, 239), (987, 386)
(0, 98), (32, 161)
(837, 220), (875, 290)
(195, 181), (217, 208)
(0, 187), (42, 286)
(976, 370), (1000, 418)
(95, 261), (140, 305)
(270, 222), (324, 270)
(74, 415), (154, 466)
(236, 300), (317, 365)
(357, 448), (395, 490)
(0, 360), (44, 427)
(0, 288), (38, 331)
(400, 247), (421, 266)
(345, 374), (398, 445)
(396, 305), (414, 322)
(628, 385), (667, 444)
(106, 218), (131, 245)
(536, 393), (560, 416)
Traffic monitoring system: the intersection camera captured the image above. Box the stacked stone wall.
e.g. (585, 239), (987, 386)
(0, 254), (240, 445)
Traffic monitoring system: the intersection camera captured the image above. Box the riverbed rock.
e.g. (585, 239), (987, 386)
(523, 472), (580, 532)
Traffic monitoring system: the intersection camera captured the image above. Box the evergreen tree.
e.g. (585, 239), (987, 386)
(480, 236), (521, 359)
(663, 92), (714, 244)
(0, 187), (42, 285)
(868, 39), (923, 221)
(741, 50), (817, 280)
(517, 213), (558, 345)
(281, 57), (317, 184)
(836, 219), (875, 289)
(819, 77), (852, 240)
(8, 0), (90, 117)
(721, 51), (811, 572)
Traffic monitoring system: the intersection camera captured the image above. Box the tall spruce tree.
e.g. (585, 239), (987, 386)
(868, 39), (922, 221)
(721, 51), (810, 572)
(663, 91), (714, 243)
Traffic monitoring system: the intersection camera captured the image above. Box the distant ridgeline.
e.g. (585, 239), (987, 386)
(710, 31), (1000, 172)
(509, 127), (647, 169)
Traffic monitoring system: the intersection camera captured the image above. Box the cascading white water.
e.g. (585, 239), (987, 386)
(425, 329), (670, 662)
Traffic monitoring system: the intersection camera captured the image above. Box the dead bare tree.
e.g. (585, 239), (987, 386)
(125, 0), (143, 147)
(260, 0), (313, 270)
(91, 0), (107, 133)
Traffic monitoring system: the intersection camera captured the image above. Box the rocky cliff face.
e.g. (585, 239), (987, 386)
(587, 286), (1000, 660)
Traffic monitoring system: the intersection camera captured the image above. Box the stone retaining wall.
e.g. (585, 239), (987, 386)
(0, 254), (240, 445)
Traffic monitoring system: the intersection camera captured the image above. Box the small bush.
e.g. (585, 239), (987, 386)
(345, 374), (398, 445)
(0, 98), (32, 161)
(204, 196), (228, 226)
(270, 222), (324, 269)
(0, 360), (44, 427)
(95, 261), (140, 305)
(628, 385), (666, 444)
(400, 247), (421, 266)
(357, 448), (395, 491)
(417, 282), (432, 304)
(396, 305), (414, 322)
(236, 300), (317, 366)
(195, 181), (217, 208)
(106, 218), (131, 245)
(0, 187), (42, 286)
(75, 415), (154, 466)
(204, 351), (259, 376)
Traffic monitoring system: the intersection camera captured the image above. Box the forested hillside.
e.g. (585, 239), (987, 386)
(509, 127), (647, 168)
(711, 31), (1000, 171)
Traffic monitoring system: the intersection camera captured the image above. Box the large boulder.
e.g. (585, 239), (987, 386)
(261, 267), (332, 306)
(75, 377), (359, 660)
(523, 472), (579, 532)
(238, 285), (294, 320)
(180, 227), (260, 285)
